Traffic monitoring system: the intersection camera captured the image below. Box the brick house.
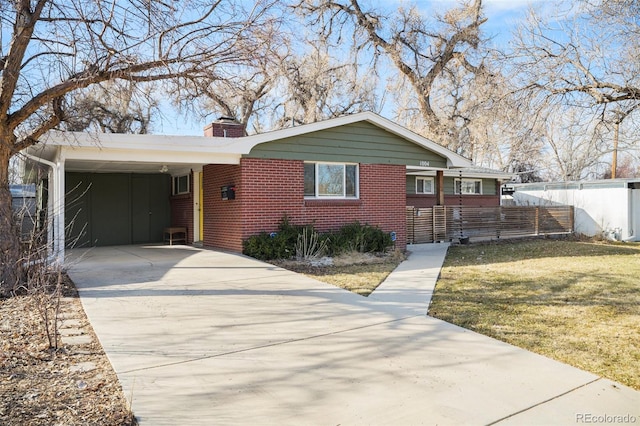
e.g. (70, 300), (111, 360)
(22, 112), (512, 262)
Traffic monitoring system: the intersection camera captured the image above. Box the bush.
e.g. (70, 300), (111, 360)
(243, 218), (394, 260)
(242, 216), (311, 260)
(329, 222), (393, 255)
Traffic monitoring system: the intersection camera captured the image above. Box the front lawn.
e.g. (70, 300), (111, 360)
(428, 238), (640, 390)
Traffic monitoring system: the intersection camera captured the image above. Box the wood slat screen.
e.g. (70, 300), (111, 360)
(407, 206), (574, 244)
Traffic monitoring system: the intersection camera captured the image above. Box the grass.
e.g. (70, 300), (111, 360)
(272, 250), (406, 296)
(428, 237), (640, 390)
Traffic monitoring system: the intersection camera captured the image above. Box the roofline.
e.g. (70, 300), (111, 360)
(407, 167), (515, 180)
(38, 112), (473, 168)
(239, 112), (473, 168)
(506, 178), (640, 187)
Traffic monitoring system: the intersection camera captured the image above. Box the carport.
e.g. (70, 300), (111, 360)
(23, 130), (254, 263)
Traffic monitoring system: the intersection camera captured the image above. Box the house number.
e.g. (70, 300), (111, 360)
(419, 160), (430, 167)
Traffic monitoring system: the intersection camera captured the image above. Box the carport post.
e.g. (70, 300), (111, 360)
(22, 151), (66, 265)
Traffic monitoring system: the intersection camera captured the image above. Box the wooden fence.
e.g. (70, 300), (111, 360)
(406, 205), (574, 244)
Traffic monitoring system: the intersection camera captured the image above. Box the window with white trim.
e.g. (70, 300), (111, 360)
(415, 177), (434, 194)
(455, 178), (482, 195)
(172, 174), (190, 195)
(304, 162), (358, 198)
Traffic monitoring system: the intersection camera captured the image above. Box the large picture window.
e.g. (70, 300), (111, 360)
(416, 177), (434, 194)
(304, 162), (358, 198)
(455, 178), (482, 195)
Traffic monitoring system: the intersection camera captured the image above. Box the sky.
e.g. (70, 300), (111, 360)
(154, 0), (561, 136)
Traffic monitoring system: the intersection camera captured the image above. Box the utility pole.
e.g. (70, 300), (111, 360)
(611, 118), (619, 179)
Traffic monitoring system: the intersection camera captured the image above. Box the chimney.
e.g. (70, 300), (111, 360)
(203, 116), (246, 138)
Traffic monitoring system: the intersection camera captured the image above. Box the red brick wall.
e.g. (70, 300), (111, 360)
(407, 194), (500, 208)
(202, 164), (243, 251)
(169, 173), (194, 243)
(203, 122), (246, 138)
(170, 195), (193, 243)
(239, 158), (406, 250)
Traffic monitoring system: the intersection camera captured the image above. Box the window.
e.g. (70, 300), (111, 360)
(455, 178), (482, 195)
(172, 174), (190, 195)
(415, 177), (434, 194)
(304, 162), (358, 198)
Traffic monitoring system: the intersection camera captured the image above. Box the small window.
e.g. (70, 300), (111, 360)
(416, 177), (434, 194)
(304, 162), (358, 198)
(173, 174), (190, 195)
(455, 178), (482, 195)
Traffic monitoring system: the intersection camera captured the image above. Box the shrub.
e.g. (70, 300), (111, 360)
(242, 216), (311, 260)
(243, 217), (394, 260)
(329, 222), (393, 255)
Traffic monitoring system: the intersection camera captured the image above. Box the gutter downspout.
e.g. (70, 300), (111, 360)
(21, 151), (65, 266)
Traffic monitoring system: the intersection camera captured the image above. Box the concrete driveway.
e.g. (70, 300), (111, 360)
(67, 245), (640, 425)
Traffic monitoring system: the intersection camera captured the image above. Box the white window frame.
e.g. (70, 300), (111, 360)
(455, 178), (483, 195)
(415, 177), (434, 194)
(172, 174), (190, 195)
(304, 162), (359, 199)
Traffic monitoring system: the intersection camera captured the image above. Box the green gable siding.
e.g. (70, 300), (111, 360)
(406, 176), (498, 195)
(246, 122), (448, 168)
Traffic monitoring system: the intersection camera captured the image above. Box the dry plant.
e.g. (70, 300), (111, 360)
(295, 227), (329, 261)
(16, 215), (65, 350)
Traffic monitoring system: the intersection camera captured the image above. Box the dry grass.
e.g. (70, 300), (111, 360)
(273, 250), (406, 296)
(429, 237), (640, 390)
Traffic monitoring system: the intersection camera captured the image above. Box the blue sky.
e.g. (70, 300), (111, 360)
(156, 0), (560, 136)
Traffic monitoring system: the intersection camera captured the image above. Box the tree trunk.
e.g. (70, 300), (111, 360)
(0, 145), (21, 297)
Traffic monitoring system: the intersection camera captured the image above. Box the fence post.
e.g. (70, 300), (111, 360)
(570, 206), (575, 233)
(535, 207), (540, 236)
(407, 207), (414, 244)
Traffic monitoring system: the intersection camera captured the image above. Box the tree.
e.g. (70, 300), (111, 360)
(0, 0), (277, 296)
(541, 106), (609, 180)
(174, 17), (288, 133)
(179, 19), (380, 134)
(272, 40), (379, 128)
(509, 0), (640, 179)
(298, 0), (489, 155)
(62, 80), (158, 133)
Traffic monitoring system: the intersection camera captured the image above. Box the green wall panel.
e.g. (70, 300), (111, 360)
(65, 172), (171, 247)
(65, 173), (92, 248)
(246, 122), (448, 168)
(405, 175), (498, 195)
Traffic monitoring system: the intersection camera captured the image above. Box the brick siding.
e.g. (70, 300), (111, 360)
(203, 122), (246, 138)
(202, 164), (243, 251)
(169, 172), (194, 243)
(201, 158), (407, 252)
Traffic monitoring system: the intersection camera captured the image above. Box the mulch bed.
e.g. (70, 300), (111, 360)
(0, 277), (136, 425)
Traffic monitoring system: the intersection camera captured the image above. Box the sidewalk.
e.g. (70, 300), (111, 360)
(369, 242), (449, 315)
